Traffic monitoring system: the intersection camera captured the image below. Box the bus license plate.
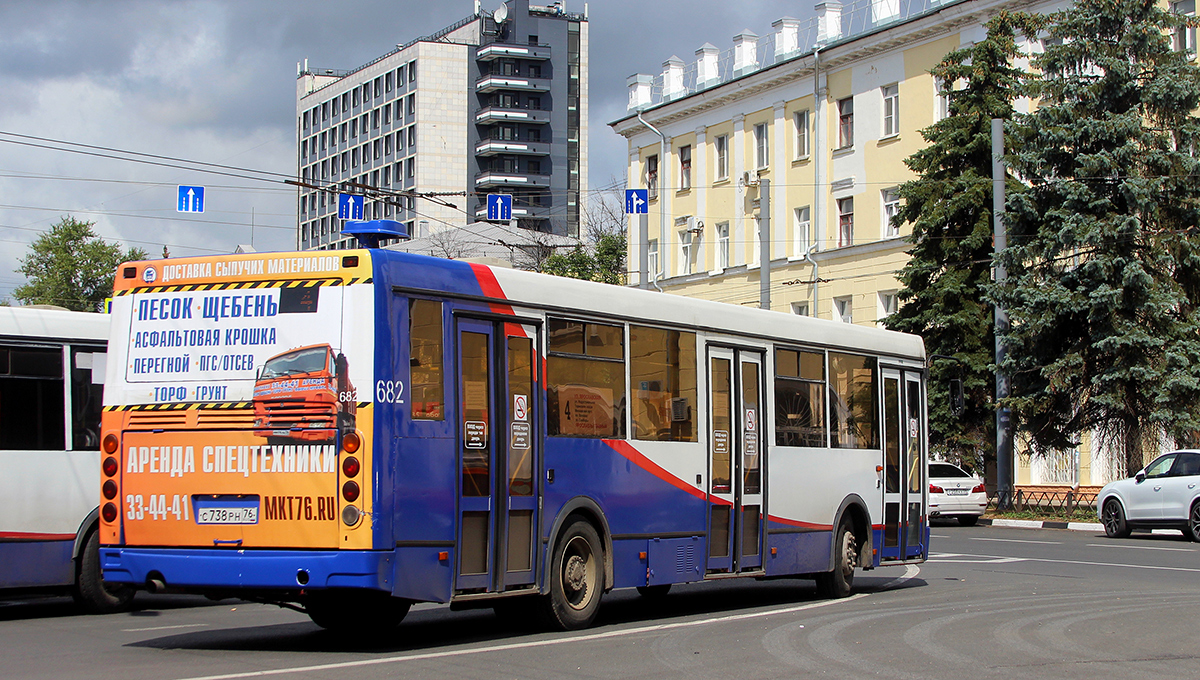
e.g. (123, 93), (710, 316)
(194, 496), (260, 524)
(946, 489), (968, 496)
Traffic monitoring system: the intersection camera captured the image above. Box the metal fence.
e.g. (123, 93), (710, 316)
(986, 489), (1099, 515)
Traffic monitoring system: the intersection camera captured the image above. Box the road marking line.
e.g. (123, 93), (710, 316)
(1085, 543), (1194, 552)
(953, 552), (1200, 573)
(122, 623), (210, 633)
(173, 595), (866, 680)
(971, 537), (1061, 545)
(875, 564), (920, 589)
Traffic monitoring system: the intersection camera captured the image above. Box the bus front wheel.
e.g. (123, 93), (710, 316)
(541, 518), (603, 631)
(73, 530), (135, 614)
(816, 518), (856, 599)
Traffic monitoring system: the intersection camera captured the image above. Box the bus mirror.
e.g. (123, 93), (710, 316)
(949, 378), (964, 417)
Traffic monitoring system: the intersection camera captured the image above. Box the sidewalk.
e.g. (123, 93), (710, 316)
(978, 517), (1184, 535)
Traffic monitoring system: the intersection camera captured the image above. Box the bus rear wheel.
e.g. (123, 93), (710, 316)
(540, 518), (603, 631)
(73, 530), (135, 614)
(305, 590), (410, 631)
(816, 518), (856, 599)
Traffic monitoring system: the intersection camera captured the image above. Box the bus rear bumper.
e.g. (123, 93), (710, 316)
(100, 547), (393, 592)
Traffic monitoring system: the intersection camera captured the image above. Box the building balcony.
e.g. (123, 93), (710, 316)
(476, 43), (551, 61)
(475, 105), (551, 125)
(474, 170), (551, 189)
(473, 202), (551, 219)
(475, 138), (551, 157)
(475, 75), (552, 93)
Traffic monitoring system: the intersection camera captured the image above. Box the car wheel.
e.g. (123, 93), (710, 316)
(1188, 502), (1200, 543)
(73, 530), (135, 614)
(539, 518), (603, 631)
(958, 515), (979, 527)
(1102, 498), (1131, 538)
(816, 518), (856, 599)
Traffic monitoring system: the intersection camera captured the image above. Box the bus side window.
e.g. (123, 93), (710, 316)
(630, 326), (697, 442)
(0, 345), (66, 450)
(70, 347), (104, 450)
(828, 352), (879, 449)
(774, 347), (826, 447)
(409, 299), (445, 420)
(546, 318), (626, 438)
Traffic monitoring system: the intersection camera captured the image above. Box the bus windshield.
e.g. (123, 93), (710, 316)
(260, 347), (329, 378)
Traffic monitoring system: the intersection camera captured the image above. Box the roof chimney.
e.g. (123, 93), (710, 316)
(627, 73), (653, 110)
(773, 17), (801, 58)
(733, 30), (759, 76)
(696, 43), (720, 88)
(662, 56), (685, 100)
(816, 1), (843, 44)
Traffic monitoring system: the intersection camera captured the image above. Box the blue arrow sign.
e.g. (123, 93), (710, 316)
(177, 185), (205, 213)
(338, 193), (365, 220)
(625, 189), (648, 214)
(487, 194), (513, 221)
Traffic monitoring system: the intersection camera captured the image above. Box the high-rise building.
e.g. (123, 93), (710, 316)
(295, 0), (588, 250)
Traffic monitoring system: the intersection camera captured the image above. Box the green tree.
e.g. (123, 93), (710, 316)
(996, 0), (1200, 474)
(543, 233), (627, 285)
(885, 12), (1038, 471)
(14, 216), (148, 312)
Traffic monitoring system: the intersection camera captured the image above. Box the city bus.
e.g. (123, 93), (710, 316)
(98, 242), (928, 631)
(0, 306), (134, 612)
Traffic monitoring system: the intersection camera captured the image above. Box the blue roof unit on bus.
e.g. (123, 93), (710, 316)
(342, 219), (409, 249)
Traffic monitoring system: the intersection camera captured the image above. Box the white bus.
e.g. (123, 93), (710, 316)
(0, 306), (133, 612)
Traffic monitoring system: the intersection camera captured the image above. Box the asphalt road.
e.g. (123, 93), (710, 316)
(4, 524), (1200, 680)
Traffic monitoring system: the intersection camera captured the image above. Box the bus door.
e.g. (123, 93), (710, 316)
(706, 347), (765, 574)
(881, 369), (926, 561)
(454, 317), (540, 592)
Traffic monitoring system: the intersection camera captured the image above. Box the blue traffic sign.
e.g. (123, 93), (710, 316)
(338, 193), (365, 220)
(177, 185), (205, 213)
(625, 189), (648, 214)
(487, 194), (513, 221)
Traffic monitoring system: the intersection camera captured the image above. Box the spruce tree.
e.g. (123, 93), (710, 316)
(997, 0), (1200, 475)
(886, 12), (1037, 472)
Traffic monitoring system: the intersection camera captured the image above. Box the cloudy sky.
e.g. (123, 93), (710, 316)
(0, 0), (820, 303)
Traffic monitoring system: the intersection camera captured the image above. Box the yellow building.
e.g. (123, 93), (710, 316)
(609, 0), (1191, 489)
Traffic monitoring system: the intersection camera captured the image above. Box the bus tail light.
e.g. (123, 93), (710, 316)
(929, 484), (944, 494)
(102, 503), (118, 523)
(342, 480), (360, 502)
(342, 431), (361, 454)
(103, 456), (119, 477)
(341, 505), (361, 526)
(102, 480), (118, 500)
(971, 483), (986, 494)
(103, 434), (119, 454)
(342, 456), (360, 478)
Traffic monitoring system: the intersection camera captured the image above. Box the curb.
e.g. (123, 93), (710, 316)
(978, 518), (1104, 532)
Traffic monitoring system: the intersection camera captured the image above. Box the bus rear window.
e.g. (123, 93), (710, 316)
(409, 299), (444, 420)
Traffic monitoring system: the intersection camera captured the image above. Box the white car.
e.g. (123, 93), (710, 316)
(928, 462), (987, 526)
(1097, 450), (1200, 541)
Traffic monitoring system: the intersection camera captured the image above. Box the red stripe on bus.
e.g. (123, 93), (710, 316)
(0, 532), (75, 541)
(603, 439), (707, 501)
(766, 514), (832, 531)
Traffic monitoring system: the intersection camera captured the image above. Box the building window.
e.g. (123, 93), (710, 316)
(794, 206), (812, 255)
(384, 135), (393, 156)
(791, 301), (810, 316)
(716, 222), (730, 269)
(878, 290), (898, 326)
(374, 140), (381, 160)
(834, 296), (853, 324)
(406, 157), (414, 178)
(408, 126), (416, 147)
(352, 88), (359, 107)
(645, 155), (659, 200)
(385, 72), (393, 93)
(1176, 0), (1197, 54)
(837, 197), (854, 247)
(678, 145), (691, 191)
(372, 109), (379, 129)
(794, 110), (810, 159)
(934, 77), (950, 122)
(754, 123), (769, 168)
(340, 123), (347, 143)
(396, 65), (405, 86)
(408, 60), (417, 83)
(648, 238), (660, 277)
(837, 97), (854, 149)
(383, 103), (391, 125)
(714, 134), (728, 181)
(882, 188), (901, 237)
(331, 97), (339, 117)
(882, 84), (900, 137)
(679, 230), (693, 275)
(406, 94), (415, 116)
